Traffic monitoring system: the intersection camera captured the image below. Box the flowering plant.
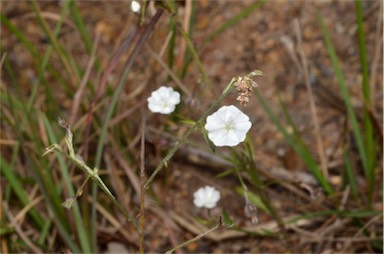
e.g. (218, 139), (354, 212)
(147, 86), (180, 114)
(193, 186), (221, 209)
(204, 105), (252, 147)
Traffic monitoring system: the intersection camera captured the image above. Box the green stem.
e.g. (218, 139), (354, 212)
(144, 78), (237, 189)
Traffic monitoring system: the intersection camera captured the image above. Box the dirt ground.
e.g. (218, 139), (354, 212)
(2, 0), (383, 253)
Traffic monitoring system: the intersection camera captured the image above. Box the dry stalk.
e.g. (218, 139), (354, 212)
(3, 203), (43, 254)
(139, 120), (146, 254)
(293, 19), (329, 178)
(175, 0), (192, 69)
(369, 0), (383, 115)
(70, 31), (100, 125)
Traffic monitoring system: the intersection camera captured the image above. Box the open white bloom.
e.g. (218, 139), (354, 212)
(193, 186), (221, 209)
(205, 105), (252, 147)
(147, 86), (180, 114)
(131, 0), (141, 13)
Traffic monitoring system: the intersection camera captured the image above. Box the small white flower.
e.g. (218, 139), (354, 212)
(147, 86), (180, 114)
(205, 105), (252, 147)
(131, 0), (141, 13)
(193, 186), (221, 209)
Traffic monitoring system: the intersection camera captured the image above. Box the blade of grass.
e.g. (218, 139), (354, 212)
(91, 10), (164, 248)
(253, 89), (334, 195)
(175, 0), (192, 71)
(37, 220), (52, 247)
(2, 6), (75, 235)
(3, 203), (43, 254)
(3, 66), (71, 242)
(43, 115), (91, 253)
(21, 144), (79, 252)
(241, 140), (286, 232)
(68, 0), (93, 55)
(162, 0), (209, 84)
(0, 156), (44, 229)
(318, 10), (370, 200)
(168, 13), (177, 71)
(30, 0), (79, 87)
(96, 9), (163, 185)
(0, 14), (67, 88)
(342, 148), (358, 200)
(355, 0), (376, 201)
(293, 19), (328, 178)
(202, 0), (268, 46)
(176, 19), (209, 86)
(181, 0), (267, 77)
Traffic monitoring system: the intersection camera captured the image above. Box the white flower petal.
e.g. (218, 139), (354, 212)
(204, 105), (252, 147)
(147, 86), (181, 114)
(193, 186), (220, 209)
(234, 121), (252, 131)
(131, 0), (141, 13)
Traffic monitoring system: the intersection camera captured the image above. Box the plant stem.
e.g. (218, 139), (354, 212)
(144, 78), (237, 189)
(165, 221), (221, 254)
(139, 122), (146, 254)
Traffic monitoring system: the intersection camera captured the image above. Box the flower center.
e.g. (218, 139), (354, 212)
(224, 117), (235, 131)
(159, 99), (169, 109)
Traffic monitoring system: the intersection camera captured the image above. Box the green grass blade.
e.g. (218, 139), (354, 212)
(68, 0), (93, 54)
(43, 115), (91, 253)
(176, 20), (209, 85)
(202, 0), (268, 46)
(355, 0), (376, 201)
(0, 156), (44, 229)
(288, 210), (381, 223)
(0, 13), (38, 57)
(30, 0), (79, 86)
(277, 94), (316, 155)
(342, 149), (358, 199)
(355, 0), (371, 105)
(254, 89), (334, 194)
(1, 13), (68, 89)
(37, 220), (52, 246)
(181, 1), (267, 80)
(318, 11), (370, 199)
(167, 1), (177, 71)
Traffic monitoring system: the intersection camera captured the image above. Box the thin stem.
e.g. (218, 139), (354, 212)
(293, 19), (328, 178)
(144, 78), (237, 189)
(165, 219), (222, 254)
(139, 121), (146, 254)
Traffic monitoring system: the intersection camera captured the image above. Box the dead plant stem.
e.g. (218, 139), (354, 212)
(139, 120), (146, 254)
(165, 221), (221, 254)
(293, 19), (329, 178)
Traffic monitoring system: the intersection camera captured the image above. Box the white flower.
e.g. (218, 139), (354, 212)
(147, 86), (180, 114)
(204, 105), (252, 147)
(131, 0), (141, 13)
(193, 186), (221, 209)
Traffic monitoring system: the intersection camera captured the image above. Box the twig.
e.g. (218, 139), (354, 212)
(293, 19), (329, 178)
(82, 25), (138, 159)
(175, 0), (192, 70)
(3, 203), (43, 254)
(146, 44), (192, 97)
(89, 197), (135, 244)
(341, 213), (383, 252)
(13, 196), (44, 224)
(139, 119), (146, 254)
(170, 211), (318, 241)
(165, 217), (223, 254)
(70, 31), (100, 125)
(369, 0), (383, 115)
(0, 52), (7, 69)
